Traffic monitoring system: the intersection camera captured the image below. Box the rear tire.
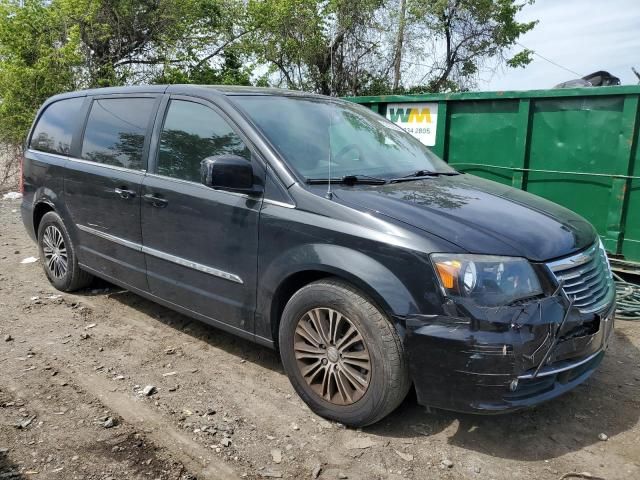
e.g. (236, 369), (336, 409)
(279, 279), (410, 427)
(37, 211), (93, 292)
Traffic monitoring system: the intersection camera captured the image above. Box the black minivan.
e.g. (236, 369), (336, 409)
(21, 85), (615, 426)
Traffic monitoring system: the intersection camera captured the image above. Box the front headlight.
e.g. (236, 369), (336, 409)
(431, 254), (543, 306)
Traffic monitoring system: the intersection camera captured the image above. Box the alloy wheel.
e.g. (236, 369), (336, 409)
(42, 225), (68, 279)
(294, 307), (371, 405)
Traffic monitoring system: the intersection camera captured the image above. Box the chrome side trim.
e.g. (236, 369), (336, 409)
(29, 149), (262, 203)
(27, 150), (69, 162)
(143, 172), (253, 200)
(263, 198), (296, 209)
(518, 350), (603, 379)
(66, 155), (146, 174)
(78, 261), (272, 347)
(27, 149), (146, 174)
(143, 245), (243, 284)
(77, 224), (243, 284)
(77, 224), (142, 251)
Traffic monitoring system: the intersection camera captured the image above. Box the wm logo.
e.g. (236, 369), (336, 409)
(388, 108), (432, 123)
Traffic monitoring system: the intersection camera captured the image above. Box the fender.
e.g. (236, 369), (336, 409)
(32, 186), (62, 211)
(22, 147), (77, 240)
(29, 186), (79, 241)
(255, 242), (421, 342)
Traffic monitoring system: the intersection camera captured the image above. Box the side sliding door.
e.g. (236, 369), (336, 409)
(64, 94), (161, 290)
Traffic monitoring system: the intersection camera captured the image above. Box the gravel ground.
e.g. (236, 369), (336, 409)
(1, 196), (640, 480)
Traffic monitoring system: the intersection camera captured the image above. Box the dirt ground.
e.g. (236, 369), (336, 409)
(1, 196), (639, 480)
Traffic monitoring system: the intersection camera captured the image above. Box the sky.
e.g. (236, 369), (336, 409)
(481, 0), (640, 91)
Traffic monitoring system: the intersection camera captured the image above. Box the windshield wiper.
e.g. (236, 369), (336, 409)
(306, 174), (387, 185)
(389, 170), (460, 183)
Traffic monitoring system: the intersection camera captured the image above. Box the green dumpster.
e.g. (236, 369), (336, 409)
(347, 86), (640, 274)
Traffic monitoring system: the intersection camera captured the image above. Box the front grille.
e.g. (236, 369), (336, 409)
(546, 242), (614, 314)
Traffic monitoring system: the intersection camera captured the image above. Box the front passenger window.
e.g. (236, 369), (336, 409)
(157, 100), (250, 183)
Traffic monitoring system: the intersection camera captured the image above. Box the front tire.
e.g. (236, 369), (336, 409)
(279, 279), (410, 427)
(37, 211), (93, 291)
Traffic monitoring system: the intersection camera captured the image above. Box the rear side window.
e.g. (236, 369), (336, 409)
(30, 97), (84, 155)
(157, 100), (250, 182)
(81, 98), (155, 170)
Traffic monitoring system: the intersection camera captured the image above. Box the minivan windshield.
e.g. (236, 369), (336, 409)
(232, 95), (456, 180)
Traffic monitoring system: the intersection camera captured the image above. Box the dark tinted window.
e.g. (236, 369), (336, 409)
(81, 98), (155, 170)
(30, 97), (84, 155)
(157, 100), (250, 182)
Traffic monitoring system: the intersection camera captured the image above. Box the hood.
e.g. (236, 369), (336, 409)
(325, 174), (596, 262)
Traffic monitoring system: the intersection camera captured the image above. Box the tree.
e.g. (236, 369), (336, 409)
(398, 0), (537, 92)
(245, 0), (389, 96)
(57, 0), (250, 87)
(0, 0), (538, 152)
(153, 51), (252, 86)
(0, 0), (82, 146)
(0, 0), (250, 148)
(391, 0), (407, 91)
(246, 0), (535, 95)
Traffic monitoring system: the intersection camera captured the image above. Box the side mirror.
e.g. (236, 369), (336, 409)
(200, 155), (259, 194)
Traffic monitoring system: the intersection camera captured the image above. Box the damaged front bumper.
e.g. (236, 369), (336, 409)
(403, 295), (615, 414)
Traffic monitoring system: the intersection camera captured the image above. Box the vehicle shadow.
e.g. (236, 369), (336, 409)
(83, 281), (640, 462)
(83, 280), (283, 373)
(0, 453), (25, 479)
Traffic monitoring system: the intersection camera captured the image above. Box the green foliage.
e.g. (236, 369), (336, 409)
(0, 0), (538, 146)
(0, 0), (82, 145)
(244, 0), (535, 95)
(155, 53), (252, 86)
(56, 0), (234, 87)
(245, 0), (326, 90)
(404, 0), (537, 91)
(0, 0), (248, 144)
(507, 48), (535, 68)
(245, 0), (388, 96)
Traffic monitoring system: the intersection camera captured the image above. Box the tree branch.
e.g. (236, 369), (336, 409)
(193, 29), (254, 70)
(114, 57), (184, 67)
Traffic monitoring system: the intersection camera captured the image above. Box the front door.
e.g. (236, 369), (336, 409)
(65, 94), (160, 290)
(141, 96), (264, 333)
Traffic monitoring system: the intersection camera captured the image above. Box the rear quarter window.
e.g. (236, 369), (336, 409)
(30, 97), (84, 155)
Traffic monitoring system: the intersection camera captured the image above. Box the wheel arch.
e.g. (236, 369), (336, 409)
(33, 200), (56, 236)
(260, 244), (419, 348)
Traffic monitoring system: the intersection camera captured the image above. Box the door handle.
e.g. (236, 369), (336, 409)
(114, 187), (137, 199)
(142, 193), (169, 208)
